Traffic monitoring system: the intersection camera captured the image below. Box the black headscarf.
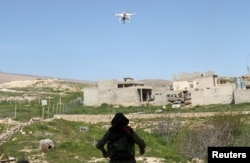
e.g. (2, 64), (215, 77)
(111, 113), (129, 128)
(109, 113), (133, 139)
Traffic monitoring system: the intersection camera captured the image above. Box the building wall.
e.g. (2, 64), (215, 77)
(98, 80), (118, 105)
(173, 81), (189, 91)
(83, 87), (98, 106)
(84, 79), (150, 106)
(151, 88), (172, 106)
(196, 76), (217, 89)
(173, 81), (198, 91)
(191, 84), (234, 106)
(173, 76), (218, 91)
(154, 94), (168, 106)
(116, 87), (141, 106)
(234, 89), (250, 104)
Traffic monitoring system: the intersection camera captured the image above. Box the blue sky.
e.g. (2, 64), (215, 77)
(1, 0), (250, 81)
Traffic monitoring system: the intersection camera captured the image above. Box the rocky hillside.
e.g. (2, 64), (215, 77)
(0, 72), (172, 87)
(0, 72), (96, 85)
(0, 72), (96, 102)
(0, 72), (38, 83)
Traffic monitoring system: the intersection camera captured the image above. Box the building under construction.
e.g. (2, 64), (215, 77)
(83, 78), (152, 106)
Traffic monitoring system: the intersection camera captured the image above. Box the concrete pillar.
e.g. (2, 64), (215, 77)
(140, 88), (143, 103)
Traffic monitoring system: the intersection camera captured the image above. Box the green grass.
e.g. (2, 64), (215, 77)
(1, 85), (250, 162)
(0, 119), (186, 162)
(2, 91), (250, 122)
(137, 130), (185, 162)
(1, 109), (250, 162)
(1, 80), (249, 118)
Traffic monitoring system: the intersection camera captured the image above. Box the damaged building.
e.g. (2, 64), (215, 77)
(83, 78), (152, 106)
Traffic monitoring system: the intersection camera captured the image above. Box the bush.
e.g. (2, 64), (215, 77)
(178, 112), (246, 160)
(153, 113), (181, 145)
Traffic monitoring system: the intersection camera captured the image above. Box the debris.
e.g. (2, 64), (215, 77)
(80, 126), (89, 132)
(39, 139), (54, 153)
(0, 153), (16, 162)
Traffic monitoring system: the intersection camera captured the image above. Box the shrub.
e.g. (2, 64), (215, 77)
(153, 113), (181, 145)
(178, 112), (246, 160)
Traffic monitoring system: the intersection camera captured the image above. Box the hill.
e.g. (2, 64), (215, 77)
(0, 72), (96, 85)
(0, 72), (96, 104)
(0, 72), (172, 88)
(0, 72), (38, 83)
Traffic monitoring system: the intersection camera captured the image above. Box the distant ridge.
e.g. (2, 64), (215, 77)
(0, 71), (97, 85)
(0, 72), (38, 83)
(0, 72), (172, 87)
(139, 79), (172, 88)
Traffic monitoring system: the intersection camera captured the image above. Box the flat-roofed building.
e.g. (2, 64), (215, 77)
(83, 78), (152, 106)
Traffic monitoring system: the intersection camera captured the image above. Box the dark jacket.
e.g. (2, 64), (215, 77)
(96, 113), (146, 162)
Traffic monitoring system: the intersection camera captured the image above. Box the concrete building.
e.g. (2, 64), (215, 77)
(152, 87), (170, 106)
(83, 78), (152, 106)
(191, 84), (235, 106)
(173, 80), (198, 91)
(84, 74), (250, 108)
(173, 75), (236, 106)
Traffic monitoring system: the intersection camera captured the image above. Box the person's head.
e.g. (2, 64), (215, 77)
(111, 113), (129, 127)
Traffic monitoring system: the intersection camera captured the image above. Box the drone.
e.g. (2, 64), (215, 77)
(114, 11), (136, 24)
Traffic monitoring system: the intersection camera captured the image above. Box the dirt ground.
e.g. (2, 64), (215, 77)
(53, 112), (235, 124)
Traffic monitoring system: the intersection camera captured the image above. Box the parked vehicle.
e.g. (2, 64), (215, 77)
(172, 101), (181, 108)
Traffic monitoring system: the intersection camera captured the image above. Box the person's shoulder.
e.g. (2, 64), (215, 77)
(127, 126), (134, 131)
(129, 127), (134, 133)
(123, 126), (134, 137)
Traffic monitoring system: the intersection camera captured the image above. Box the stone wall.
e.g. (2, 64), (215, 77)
(0, 118), (42, 145)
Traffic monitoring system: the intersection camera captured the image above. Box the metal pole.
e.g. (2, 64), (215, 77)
(48, 106), (50, 119)
(14, 103), (17, 118)
(42, 106), (44, 119)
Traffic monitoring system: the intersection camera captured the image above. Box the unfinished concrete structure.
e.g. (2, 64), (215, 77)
(84, 78), (152, 106)
(84, 74), (250, 108)
(173, 80), (198, 91)
(173, 75), (236, 106)
(152, 87), (169, 106)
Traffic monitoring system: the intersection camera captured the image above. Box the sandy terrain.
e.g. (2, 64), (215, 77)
(0, 72), (38, 84)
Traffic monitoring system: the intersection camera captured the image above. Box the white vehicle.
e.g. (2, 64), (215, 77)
(172, 101), (181, 108)
(114, 11), (135, 24)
